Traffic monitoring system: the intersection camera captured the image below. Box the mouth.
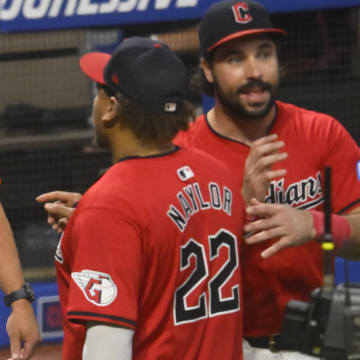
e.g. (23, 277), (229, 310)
(240, 88), (268, 103)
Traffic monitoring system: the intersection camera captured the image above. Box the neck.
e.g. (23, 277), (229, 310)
(110, 130), (175, 163)
(207, 101), (277, 145)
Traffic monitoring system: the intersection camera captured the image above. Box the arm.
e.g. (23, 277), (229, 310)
(0, 204), (40, 360)
(244, 199), (360, 259)
(36, 191), (82, 232)
(83, 322), (134, 360)
(241, 134), (287, 205)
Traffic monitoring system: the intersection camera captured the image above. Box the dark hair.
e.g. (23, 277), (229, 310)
(96, 83), (117, 98)
(191, 38), (285, 98)
(116, 96), (193, 147)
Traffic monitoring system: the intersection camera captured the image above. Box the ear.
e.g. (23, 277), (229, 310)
(102, 96), (119, 128)
(201, 57), (214, 84)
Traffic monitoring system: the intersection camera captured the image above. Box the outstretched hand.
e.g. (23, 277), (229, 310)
(36, 191), (82, 233)
(242, 134), (287, 205)
(244, 199), (316, 258)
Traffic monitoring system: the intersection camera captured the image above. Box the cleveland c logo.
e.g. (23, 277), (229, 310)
(232, 2), (252, 24)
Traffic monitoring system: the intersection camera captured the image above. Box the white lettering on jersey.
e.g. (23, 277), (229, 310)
(357, 161), (360, 181)
(265, 171), (323, 209)
(72, 270), (117, 307)
(167, 182), (233, 232)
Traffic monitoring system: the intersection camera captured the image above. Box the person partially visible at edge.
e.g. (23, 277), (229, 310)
(0, 202), (41, 360)
(36, 1), (360, 359)
(51, 37), (245, 360)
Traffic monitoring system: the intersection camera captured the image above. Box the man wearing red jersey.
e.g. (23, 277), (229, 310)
(174, 1), (360, 359)
(54, 37), (244, 360)
(37, 1), (360, 359)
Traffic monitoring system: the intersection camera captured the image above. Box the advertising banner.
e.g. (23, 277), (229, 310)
(1, 0), (360, 33)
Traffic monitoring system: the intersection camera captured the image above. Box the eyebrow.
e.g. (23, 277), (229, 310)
(258, 42), (275, 50)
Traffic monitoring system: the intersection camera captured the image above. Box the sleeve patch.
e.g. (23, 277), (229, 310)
(71, 270), (117, 307)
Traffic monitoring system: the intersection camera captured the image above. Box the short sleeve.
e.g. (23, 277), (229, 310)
(324, 119), (360, 214)
(66, 207), (142, 330)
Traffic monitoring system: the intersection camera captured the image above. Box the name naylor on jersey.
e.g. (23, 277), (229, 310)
(167, 182), (232, 232)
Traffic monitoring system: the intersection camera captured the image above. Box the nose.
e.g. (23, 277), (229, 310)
(244, 57), (262, 80)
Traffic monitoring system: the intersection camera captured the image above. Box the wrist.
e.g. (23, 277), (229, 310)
(4, 282), (35, 307)
(11, 297), (33, 310)
(309, 210), (352, 248)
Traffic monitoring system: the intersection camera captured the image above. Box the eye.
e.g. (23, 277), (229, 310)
(226, 54), (243, 64)
(258, 51), (272, 59)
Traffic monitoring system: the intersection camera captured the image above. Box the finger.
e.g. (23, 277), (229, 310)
(252, 134), (278, 146)
(264, 169), (287, 181)
(261, 238), (288, 258)
(257, 152), (288, 170)
(250, 141), (285, 159)
(246, 203), (282, 219)
(47, 216), (55, 225)
(44, 203), (72, 219)
(9, 336), (21, 360)
(245, 226), (283, 244)
(19, 339), (37, 360)
(36, 191), (71, 203)
(250, 198), (261, 206)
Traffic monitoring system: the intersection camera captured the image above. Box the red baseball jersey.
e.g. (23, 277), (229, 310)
(175, 100), (360, 337)
(56, 146), (244, 360)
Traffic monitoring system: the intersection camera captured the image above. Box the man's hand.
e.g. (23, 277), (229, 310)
(6, 299), (41, 360)
(36, 191), (82, 233)
(244, 199), (316, 258)
(242, 134), (287, 205)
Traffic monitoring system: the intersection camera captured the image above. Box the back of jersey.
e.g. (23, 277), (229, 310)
(128, 147), (244, 360)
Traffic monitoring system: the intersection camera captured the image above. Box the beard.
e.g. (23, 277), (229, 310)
(214, 77), (278, 121)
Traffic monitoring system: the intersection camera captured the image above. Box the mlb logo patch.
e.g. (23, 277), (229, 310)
(177, 166), (194, 181)
(357, 161), (360, 181)
(164, 102), (177, 112)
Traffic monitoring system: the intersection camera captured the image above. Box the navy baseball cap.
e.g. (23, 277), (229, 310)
(199, 0), (286, 58)
(80, 37), (188, 114)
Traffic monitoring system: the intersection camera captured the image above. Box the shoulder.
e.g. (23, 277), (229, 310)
(277, 101), (334, 122)
(79, 164), (136, 211)
(179, 147), (239, 187)
(174, 114), (207, 146)
(276, 100), (344, 136)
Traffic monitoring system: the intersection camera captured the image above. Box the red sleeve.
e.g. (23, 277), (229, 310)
(66, 208), (142, 330)
(323, 119), (360, 214)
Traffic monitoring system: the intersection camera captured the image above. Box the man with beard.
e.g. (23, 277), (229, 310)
(37, 1), (360, 359)
(175, 1), (360, 359)
(52, 36), (244, 360)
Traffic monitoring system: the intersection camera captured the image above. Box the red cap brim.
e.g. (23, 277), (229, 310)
(79, 52), (112, 85)
(208, 28), (287, 53)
